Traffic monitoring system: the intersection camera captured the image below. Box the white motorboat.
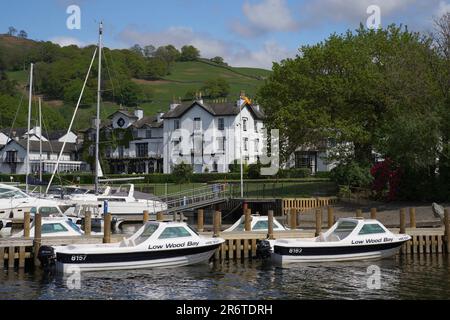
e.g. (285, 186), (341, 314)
(61, 184), (167, 216)
(0, 219), (12, 237)
(257, 218), (411, 264)
(0, 184), (67, 220)
(12, 216), (87, 238)
(38, 221), (224, 273)
(224, 215), (286, 232)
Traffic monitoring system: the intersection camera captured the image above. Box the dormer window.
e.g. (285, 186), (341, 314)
(174, 120), (180, 130)
(194, 118), (201, 131)
(146, 129), (152, 139)
(218, 118), (224, 131)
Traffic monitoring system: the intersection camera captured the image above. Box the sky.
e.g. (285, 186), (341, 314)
(0, 0), (449, 69)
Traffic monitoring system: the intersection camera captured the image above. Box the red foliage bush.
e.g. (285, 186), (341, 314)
(370, 158), (402, 201)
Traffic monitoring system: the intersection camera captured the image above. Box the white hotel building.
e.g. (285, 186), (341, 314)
(162, 97), (266, 174)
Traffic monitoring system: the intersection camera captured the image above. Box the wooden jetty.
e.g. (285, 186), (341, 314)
(1, 206), (449, 269)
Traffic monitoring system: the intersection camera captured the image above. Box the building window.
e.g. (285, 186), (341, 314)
(254, 121), (258, 133)
(295, 151), (315, 170)
(255, 139), (259, 153)
(118, 131), (125, 140)
(105, 146), (112, 158)
(244, 138), (248, 151)
(5, 151), (18, 163)
(117, 118), (125, 128)
(174, 120), (180, 130)
(194, 118), (201, 131)
(218, 118), (224, 130)
(136, 143), (148, 158)
(146, 129), (152, 139)
(174, 140), (180, 151)
(118, 146), (124, 159)
(217, 137), (225, 151)
(243, 118), (248, 131)
(88, 146), (94, 157)
(212, 162), (218, 172)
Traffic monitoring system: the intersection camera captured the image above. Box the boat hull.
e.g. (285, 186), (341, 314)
(55, 244), (220, 273)
(272, 240), (408, 264)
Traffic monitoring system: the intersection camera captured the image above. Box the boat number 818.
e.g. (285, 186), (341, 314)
(71, 255), (87, 262)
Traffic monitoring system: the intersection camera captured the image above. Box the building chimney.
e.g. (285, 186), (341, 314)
(134, 108), (144, 120)
(196, 91), (204, 105)
(238, 90), (246, 108)
(156, 112), (164, 122)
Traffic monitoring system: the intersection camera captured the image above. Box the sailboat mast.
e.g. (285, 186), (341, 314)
(95, 22), (103, 195)
(26, 63), (34, 194)
(39, 97), (43, 185)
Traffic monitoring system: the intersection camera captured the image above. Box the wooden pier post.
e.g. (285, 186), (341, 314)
(244, 208), (252, 231)
(409, 208), (416, 228)
(356, 209), (363, 218)
(197, 209), (204, 232)
(327, 207), (334, 229)
(213, 210), (222, 237)
(268, 210), (274, 240)
(156, 211), (164, 221)
(370, 208), (377, 220)
(400, 208), (406, 234)
(103, 213), (112, 244)
(23, 211), (31, 238)
(445, 209), (450, 254)
(33, 213), (42, 267)
(315, 209), (322, 237)
(84, 211), (92, 236)
(289, 208), (297, 230)
(173, 212), (178, 222)
(143, 210), (149, 223)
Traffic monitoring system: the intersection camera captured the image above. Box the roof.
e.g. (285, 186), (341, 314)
(132, 116), (163, 129)
(2, 139), (78, 153)
(162, 101), (265, 120)
(0, 127), (76, 140)
(107, 110), (138, 120)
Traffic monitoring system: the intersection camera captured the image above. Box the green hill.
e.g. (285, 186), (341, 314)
(0, 35), (271, 130)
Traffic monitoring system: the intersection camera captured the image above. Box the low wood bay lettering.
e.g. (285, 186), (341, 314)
(149, 241), (199, 250)
(351, 237), (394, 245)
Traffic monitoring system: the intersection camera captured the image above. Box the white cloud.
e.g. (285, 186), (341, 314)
(232, 0), (298, 37)
(436, 1), (450, 17)
(117, 26), (295, 69)
(298, 0), (445, 28)
(50, 36), (85, 47)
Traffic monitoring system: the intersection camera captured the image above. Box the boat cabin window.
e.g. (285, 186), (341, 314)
(158, 227), (192, 239)
(358, 224), (386, 235)
(0, 188), (27, 199)
(253, 221), (268, 230)
(66, 219), (82, 233)
(330, 221), (358, 240)
(41, 223), (68, 234)
(134, 223), (159, 245)
(37, 207), (61, 216)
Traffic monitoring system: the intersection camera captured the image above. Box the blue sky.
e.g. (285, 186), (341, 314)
(1, 0), (449, 69)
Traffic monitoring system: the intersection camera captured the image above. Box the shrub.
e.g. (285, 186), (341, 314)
(247, 162), (262, 179)
(171, 162), (193, 184)
(330, 161), (373, 188)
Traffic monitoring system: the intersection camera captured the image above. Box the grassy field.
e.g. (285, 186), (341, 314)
(131, 181), (337, 198)
(6, 60), (270, 129)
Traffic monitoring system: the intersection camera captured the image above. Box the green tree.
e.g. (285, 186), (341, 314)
(130, 44), (143, 56)
(18, 30), (28, 38)
(154, 45), (180, 66)
(180, 45), (200, 61)
(172, 162), (193, 183)
(63, 79), (95, 105)
(143, 45), (156, 58)
(7, 26), (17, 36)
(116, 80), (142, 107)
(210, 56), (227, 66)
(145, 57), (168, 79)
(201, 78), (230, 98)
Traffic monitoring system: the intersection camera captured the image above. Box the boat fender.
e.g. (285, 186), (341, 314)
(0, 220), (3, 230)
(38, 246), (56, 269)
(256, 240), (272, 259)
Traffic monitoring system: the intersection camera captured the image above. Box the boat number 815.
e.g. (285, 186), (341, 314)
(71, 255), (87, 262)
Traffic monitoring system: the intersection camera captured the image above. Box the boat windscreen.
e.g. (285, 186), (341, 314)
(66, 219), (82, 234)
(330, 221), (358, 240)
(134, 223), (159, 245)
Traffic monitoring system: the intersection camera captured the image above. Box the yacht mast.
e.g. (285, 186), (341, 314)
(38, 97), (43, 187)
(26, 63), (33, 194)
(95, 22), (103, 195)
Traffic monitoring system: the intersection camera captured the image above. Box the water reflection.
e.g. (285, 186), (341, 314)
(1, 256), (450, 300)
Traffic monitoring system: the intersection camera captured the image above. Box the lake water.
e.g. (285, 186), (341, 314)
(1, 255), (449, 300)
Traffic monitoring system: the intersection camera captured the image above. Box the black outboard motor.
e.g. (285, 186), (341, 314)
(256, 240), (272, 260)
(38, 246), (56, 269)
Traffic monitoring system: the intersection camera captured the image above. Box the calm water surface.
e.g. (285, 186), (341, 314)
(1, 255), (450, 300)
